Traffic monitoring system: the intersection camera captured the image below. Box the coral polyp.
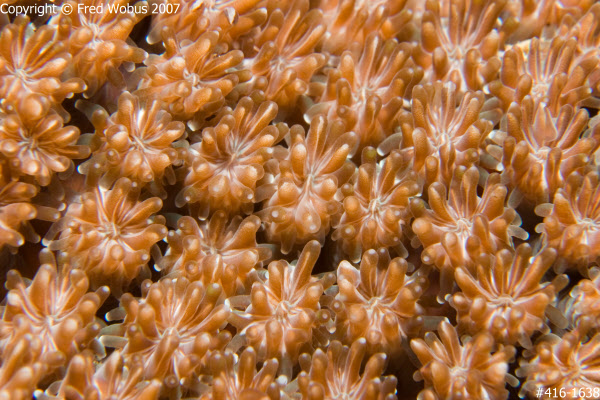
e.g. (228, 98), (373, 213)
(179, 95), (287, 215)
(297, 338), (398, 400)
(259, 116), (356, 253)
(78, 91), (186, 194)
(411, 320), (516, 400)
(228, 240), (334, 372)
(0, 94), (90, 186)
(101, 277), (230, 390)
(0, 15), (84, 110)
(450, 244), (568, 346)
(333, 147), (419, 261)
(333, 248), (428, 353)
(44, 177), (167, 291)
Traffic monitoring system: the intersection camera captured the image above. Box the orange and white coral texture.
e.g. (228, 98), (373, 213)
(1, 0), (600, 399)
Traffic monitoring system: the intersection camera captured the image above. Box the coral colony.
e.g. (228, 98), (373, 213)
(1, 0), (600, 399)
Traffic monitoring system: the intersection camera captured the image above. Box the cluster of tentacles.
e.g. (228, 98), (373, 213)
(0, 0), (600, 399)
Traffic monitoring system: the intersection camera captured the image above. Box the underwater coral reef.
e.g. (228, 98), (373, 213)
(0, 0), (599, 399)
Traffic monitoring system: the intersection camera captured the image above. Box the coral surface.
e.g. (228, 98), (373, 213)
(0, 1), (599, 399)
